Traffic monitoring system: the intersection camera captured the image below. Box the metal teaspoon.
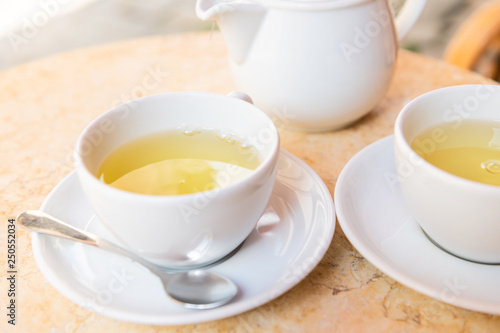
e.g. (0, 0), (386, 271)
(17, 210), (238, 310)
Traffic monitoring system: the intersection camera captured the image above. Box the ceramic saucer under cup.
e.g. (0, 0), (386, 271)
(335, 136), (500, 315)
(31, 150), (335, 325)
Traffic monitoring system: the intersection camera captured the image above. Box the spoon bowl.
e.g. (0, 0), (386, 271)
(17, 210), (238, 309)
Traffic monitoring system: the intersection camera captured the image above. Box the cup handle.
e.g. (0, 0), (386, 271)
(227, 91), (254, 104)
(394, 0), (427, 41)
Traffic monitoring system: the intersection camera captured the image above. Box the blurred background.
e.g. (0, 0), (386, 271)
(0, 0), (492, 71)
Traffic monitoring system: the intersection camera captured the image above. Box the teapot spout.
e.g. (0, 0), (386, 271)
(196, 0), (266, 64)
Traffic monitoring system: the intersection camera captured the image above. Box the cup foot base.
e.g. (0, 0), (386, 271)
(158, 240), (246, 273)
(422, 228), (500, 266)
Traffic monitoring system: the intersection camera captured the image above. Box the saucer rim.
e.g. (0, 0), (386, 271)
(31, 149), (336, 325)
(335, 135), (500, 315)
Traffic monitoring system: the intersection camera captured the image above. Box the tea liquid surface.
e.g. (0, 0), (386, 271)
(411, 119), (500, 186)
(97, 129), (261, 195)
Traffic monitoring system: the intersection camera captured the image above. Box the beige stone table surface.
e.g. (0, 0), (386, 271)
(1, 31), (499, 332)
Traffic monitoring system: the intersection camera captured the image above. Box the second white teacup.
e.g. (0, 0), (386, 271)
(394, 84), (500, 264)
(74, 92), (280, 269)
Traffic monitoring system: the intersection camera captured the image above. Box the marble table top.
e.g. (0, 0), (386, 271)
(1, 31), (499, 332)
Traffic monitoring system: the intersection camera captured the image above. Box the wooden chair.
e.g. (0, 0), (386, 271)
(443, 0), (500, 81)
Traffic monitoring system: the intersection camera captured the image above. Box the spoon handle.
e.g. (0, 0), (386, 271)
(16, 210), (165, 276)
(17, 210), (98, 245)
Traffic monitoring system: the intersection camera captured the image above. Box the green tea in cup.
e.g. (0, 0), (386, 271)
(395, 85), (500, 264)
(74, 91), (280, 268)
(410, 119), (500, 186)
(97, 129), (261, 195)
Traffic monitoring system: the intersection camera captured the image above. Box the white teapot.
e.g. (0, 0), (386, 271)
(196, 0), (427, 131)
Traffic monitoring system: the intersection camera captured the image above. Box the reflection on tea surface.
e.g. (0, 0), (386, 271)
(98, 129), (261, 195)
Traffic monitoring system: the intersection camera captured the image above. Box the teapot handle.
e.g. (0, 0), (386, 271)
(394, 0), (427, 41)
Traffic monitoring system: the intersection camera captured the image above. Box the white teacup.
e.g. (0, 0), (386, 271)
(394, 84), (500, 264)
(74, 92), (280, 268)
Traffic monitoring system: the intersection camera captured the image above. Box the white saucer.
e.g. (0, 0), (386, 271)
(32, 150), (335, 325)
(335, 135), (500, 315)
